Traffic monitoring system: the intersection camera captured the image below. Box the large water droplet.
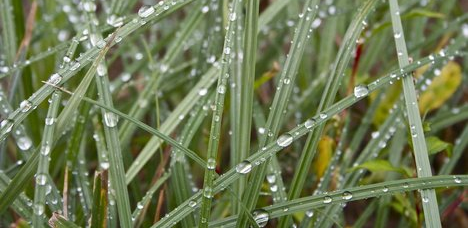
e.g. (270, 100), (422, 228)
(236, 160), (252, 174)
(323, 196), (332, 204)
(19, 100), (32, 112)
(138, 5), (155, 18)
(104, 112), (119, 127)
(207, 158), (216, 170)
(342, 191), (353, 200)
(17, 136), (32, 150)
(276, 134), (293, 147)
(36, 174), (47, 185)
(252, 209), (269, 227)
(354, 84), (369, 98)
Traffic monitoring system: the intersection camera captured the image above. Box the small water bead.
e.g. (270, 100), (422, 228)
(394, 32), (402, 39)
(17, 136), (32, 150)
(34, 203), (45, 216)
(97, 64), (106, 76)
(305, 210), (314, 218)
(319, 113), (327, 119)
(266, 174), (276, 184)
(203, 187), (213, 198)
(354, 84), (369, 98)
(462, 24), (468, 38)
(422, 196), (429, 203)
(276, 134), (293, 147)
(323, 196), (332, 204)
(224, 47), (231, 55)
(258, 127), (265, 134)
(229, 12), (237, 21)
(217, 85), (226, 94)
(283, 78), (291, 85)
(188, 201), (197, 208)
(45, 117), (55, 126)
(138, 5), (155, 18)
(137, 203), (144, 209)
(207, 158), (216, 170)
(70, 61), (81, 71)
(270, 184), (278, 192)
(104, 112), (119, 127)
(454, 176), (462, 184)
(41, 145), (51, 156)
(403, 182), (409, 188)
(107, 15), (124, 27)
(201, 5), (209, 13)
(47, 73), (62, 85)
(36, 174), (47, 185)
(304, 118), (316, 129)
(19, 100), (32, 112)
(342, 191), (353, 200)
(236, 160), (252, 174)
(252, 209), (269, 227)
(410, 125), (417, 138)
(1, 120), (13, 133)
(100, 161), (110, 169)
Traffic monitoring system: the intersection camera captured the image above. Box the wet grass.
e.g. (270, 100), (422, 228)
(0, 0), (467, 227)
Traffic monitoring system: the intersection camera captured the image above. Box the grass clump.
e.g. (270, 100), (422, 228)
(0, 0), (467, 227)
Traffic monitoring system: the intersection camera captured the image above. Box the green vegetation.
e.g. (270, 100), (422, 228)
(0, 0), (466, 227)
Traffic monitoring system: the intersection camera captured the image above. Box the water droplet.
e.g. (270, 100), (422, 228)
(394, 32), (402, 39)
(422, 197), (429, 203)
(97, 64), (106, 76)
(454, 176), (462, 184)
(258, 127), (265, 134)
(201, 6), (209, 13)
(70, 61), (81, 71)
(342, 191), (353, 200)
(229, 12), (236, 21)
(410, 125), (417, 138)
(104, 112), (119, 127)
(283, 78), (291, 85)
(17, 137), (32, 150)
(188, 201), (197, 207)
(354, 84), (369, 98)
(224, 47), (231, 55)
(319, 113), (327, 119)
(236, 160), (252, 174)
(266, 174), (276, 184)
(276, 134), (293, 147)
(403, 182), (409, 188)
(305, 210), (314, 217)
(36, 174), (47, 185)
(45, 117), (55, 126)
(304, 118), (315, 129)
(19, 100), (32, 112)
(107, 15), (124, 27)
(138, 5), (155, 18)
(34, 203), (44, 215)
(137, 203), (144, 209)
(203, 187), (213, 198)
(270, 184), (278, 192)
(41, 145), (51, 156)
(47, 73), (62, 85)
(323, 196), (332, 204)
(1, 120), (13, 133)
(462, 24), (468, 38)
(82, 1), (96, 12)
(217, 85), (226, 94)
(252, 209), (269, 227)
(207, 158), (216, 170)
(383, 186), (389, 192)
(100, 161), (110, 169)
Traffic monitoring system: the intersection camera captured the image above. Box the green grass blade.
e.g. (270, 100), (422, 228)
(388, 0), (441, 226)
(32, 91), (61, 227)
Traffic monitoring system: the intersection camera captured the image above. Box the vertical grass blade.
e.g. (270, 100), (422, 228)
(32, 91), (62, 227)
(388, 0), (442, 227)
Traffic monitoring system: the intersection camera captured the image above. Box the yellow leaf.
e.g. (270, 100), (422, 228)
(313, 136), (335, 178)
(419, 61), (461, 113)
